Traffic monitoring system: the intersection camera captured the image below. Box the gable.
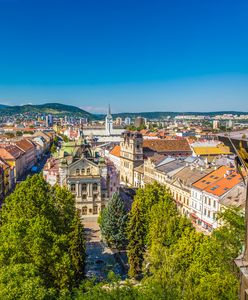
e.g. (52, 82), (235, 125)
(68, 158), (100, 176)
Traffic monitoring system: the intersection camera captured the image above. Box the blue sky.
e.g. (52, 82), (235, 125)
(0, 0), (247, 113)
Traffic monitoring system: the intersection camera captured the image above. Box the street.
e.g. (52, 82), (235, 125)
(82, 216), (127, 281)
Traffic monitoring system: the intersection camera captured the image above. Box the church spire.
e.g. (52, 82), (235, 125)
(108, 104), (111, 116)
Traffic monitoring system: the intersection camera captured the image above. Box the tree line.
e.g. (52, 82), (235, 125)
(98, 182), (244, 299)
(0, 176), (244, 299)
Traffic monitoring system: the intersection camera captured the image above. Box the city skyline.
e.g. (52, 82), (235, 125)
(0, 0), (248, 112)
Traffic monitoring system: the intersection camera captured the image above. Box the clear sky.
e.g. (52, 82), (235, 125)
(0, 0), (247, 113)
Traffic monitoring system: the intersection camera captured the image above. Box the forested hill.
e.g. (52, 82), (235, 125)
(110, 111), (248, 119)
(0, 103), (92, 118)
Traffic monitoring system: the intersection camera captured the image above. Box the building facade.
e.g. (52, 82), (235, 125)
(120, 132), (143, 186)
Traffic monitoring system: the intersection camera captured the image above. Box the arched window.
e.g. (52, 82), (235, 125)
(76, 169), (80, 175)
(86, 168), (90, 175)
(71, 183), (76, 192)
(81, 168), (85, 174)
(93, 205), (98, 214)
(82, 206), (87, 215)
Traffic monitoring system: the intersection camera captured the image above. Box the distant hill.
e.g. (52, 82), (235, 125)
(109, 111), (248, 120)
(0, 104), (9, 109)
(0, 103), (247, 120)
(0, 103), (92, 118)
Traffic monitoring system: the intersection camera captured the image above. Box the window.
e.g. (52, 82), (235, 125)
(208, 199), (211, 206)
(93, 206), (98, 214)
(76, 169), (80, 175)
(87, 168), (90, 175)
(82, 183), (87, 192)
(71, 184), (76, 192)
(210, 185), (219, 191)
(81, 168), (85, 174)
(208, 210), (210, 218)
(82, 206), (87, 215)
(204, 209), (206, 216)
(213, 200), (216, 208)
(93, 194), (98, 201)
(93, 183), (98, 192)
(82, 194), (87, 200)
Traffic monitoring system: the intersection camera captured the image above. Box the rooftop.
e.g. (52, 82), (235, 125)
(110, 145), (121, 158)
(143, 139), (191, 153)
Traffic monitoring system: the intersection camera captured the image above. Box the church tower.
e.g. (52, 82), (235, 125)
(120, 131), (144, 186)
(105, 104), (113, 135)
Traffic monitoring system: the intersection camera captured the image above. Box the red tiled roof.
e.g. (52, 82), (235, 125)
(15, 139), (35, 152)
(0, 145), (24, 160)
(143, 139), (191, 152)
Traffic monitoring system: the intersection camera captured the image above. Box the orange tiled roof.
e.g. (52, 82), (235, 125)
(140, 129), (150, 135)
(110, 145), (121, 157)
(192, 166), (234, 191)
(204, 171), (242, 197)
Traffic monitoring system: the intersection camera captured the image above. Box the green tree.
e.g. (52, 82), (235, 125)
(99, 193), (128, 250)
(0, 175), (86, 298)
(127, 200), (146, 277)
(69, 215), (87, 286)
(16, 130), (23, 136)
(144, 206), (243, 299)
(127, 183), (174, 277)
(50, 142), (57, 153)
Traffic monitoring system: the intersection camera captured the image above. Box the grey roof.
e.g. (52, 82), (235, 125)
(156, 159), (186, 175)
(157, 157), (175, 167)
(219, 183), (246, 209)
(184, 156), (198, 163)
(173, 166), (213, 186)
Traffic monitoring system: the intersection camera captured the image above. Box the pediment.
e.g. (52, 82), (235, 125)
(172, 178), (183, 189)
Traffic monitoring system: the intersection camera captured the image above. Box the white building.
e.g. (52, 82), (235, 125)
(105, 104), (113, 135)
(124, 117), (131, 126)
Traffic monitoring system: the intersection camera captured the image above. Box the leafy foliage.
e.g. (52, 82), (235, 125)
(99, 193), (128, 250)
(127, 183), (175, 277)
(126, 183), (243, 299)
(0, 175), (86, 298)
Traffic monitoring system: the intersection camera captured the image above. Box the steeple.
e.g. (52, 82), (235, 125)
(107, 104), (111, 117)
(105, 104), (113, 135)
